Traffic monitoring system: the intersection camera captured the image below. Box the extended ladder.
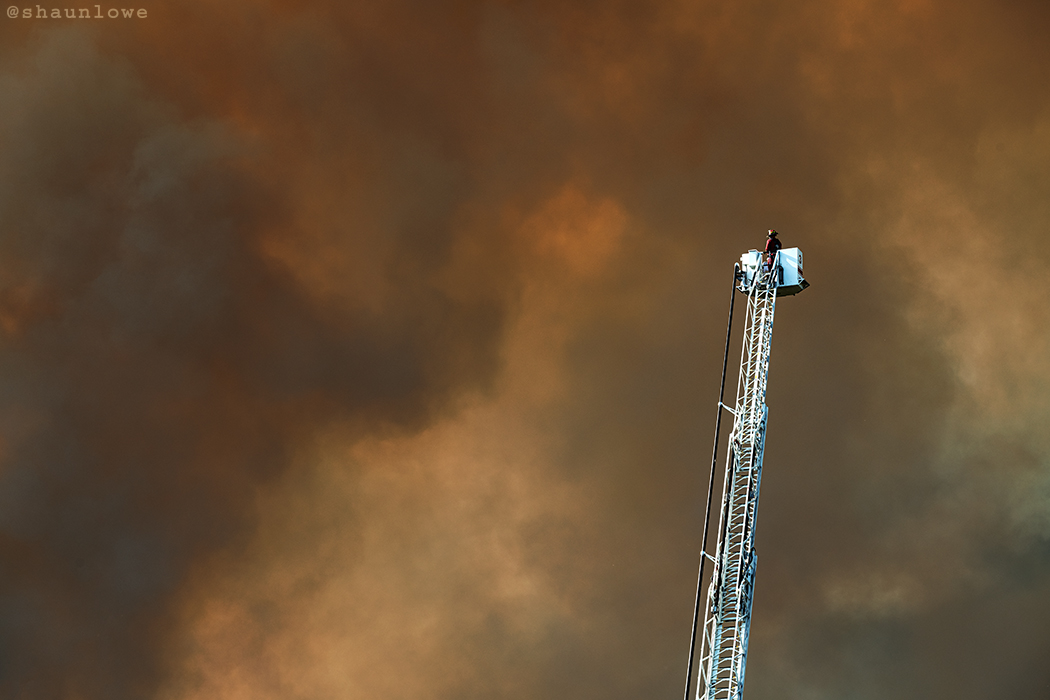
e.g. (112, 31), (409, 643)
(696, 260), (776, 700)
(682, 245), (807, 700)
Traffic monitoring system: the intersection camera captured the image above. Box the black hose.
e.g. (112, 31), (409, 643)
(682, 263), (739, 700)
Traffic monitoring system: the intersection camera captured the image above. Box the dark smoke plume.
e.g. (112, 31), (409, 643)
(0, 1), (1049, 699)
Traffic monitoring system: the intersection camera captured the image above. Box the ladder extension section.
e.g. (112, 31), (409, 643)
(696, 264), (778, 700)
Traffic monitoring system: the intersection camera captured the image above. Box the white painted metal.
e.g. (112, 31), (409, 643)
(737, 248), (808, 297)
(773, 248), (808, 297)
(695, 252), (782, 700)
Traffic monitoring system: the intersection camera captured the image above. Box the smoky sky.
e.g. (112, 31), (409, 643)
(0, 1), (1049, 699)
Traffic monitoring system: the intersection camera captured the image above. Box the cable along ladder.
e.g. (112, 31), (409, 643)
(684, 246), (808, 700)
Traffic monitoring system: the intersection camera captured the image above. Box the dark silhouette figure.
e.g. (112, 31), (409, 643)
(764, 230), (782, 270)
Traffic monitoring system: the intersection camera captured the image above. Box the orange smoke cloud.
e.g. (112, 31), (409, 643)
(1, 2), (1049, 700)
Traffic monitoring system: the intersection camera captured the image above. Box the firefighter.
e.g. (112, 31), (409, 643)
(764, 229), (782, 270)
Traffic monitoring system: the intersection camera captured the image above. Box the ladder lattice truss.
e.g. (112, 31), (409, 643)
(696, 267), (778, 700)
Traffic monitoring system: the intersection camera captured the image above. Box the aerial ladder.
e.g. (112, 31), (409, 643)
(682, 243), (809, 700)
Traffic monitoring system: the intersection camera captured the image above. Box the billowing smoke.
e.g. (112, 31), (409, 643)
(0, 22), (505, 698)
(0, 1), (1048, 699)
